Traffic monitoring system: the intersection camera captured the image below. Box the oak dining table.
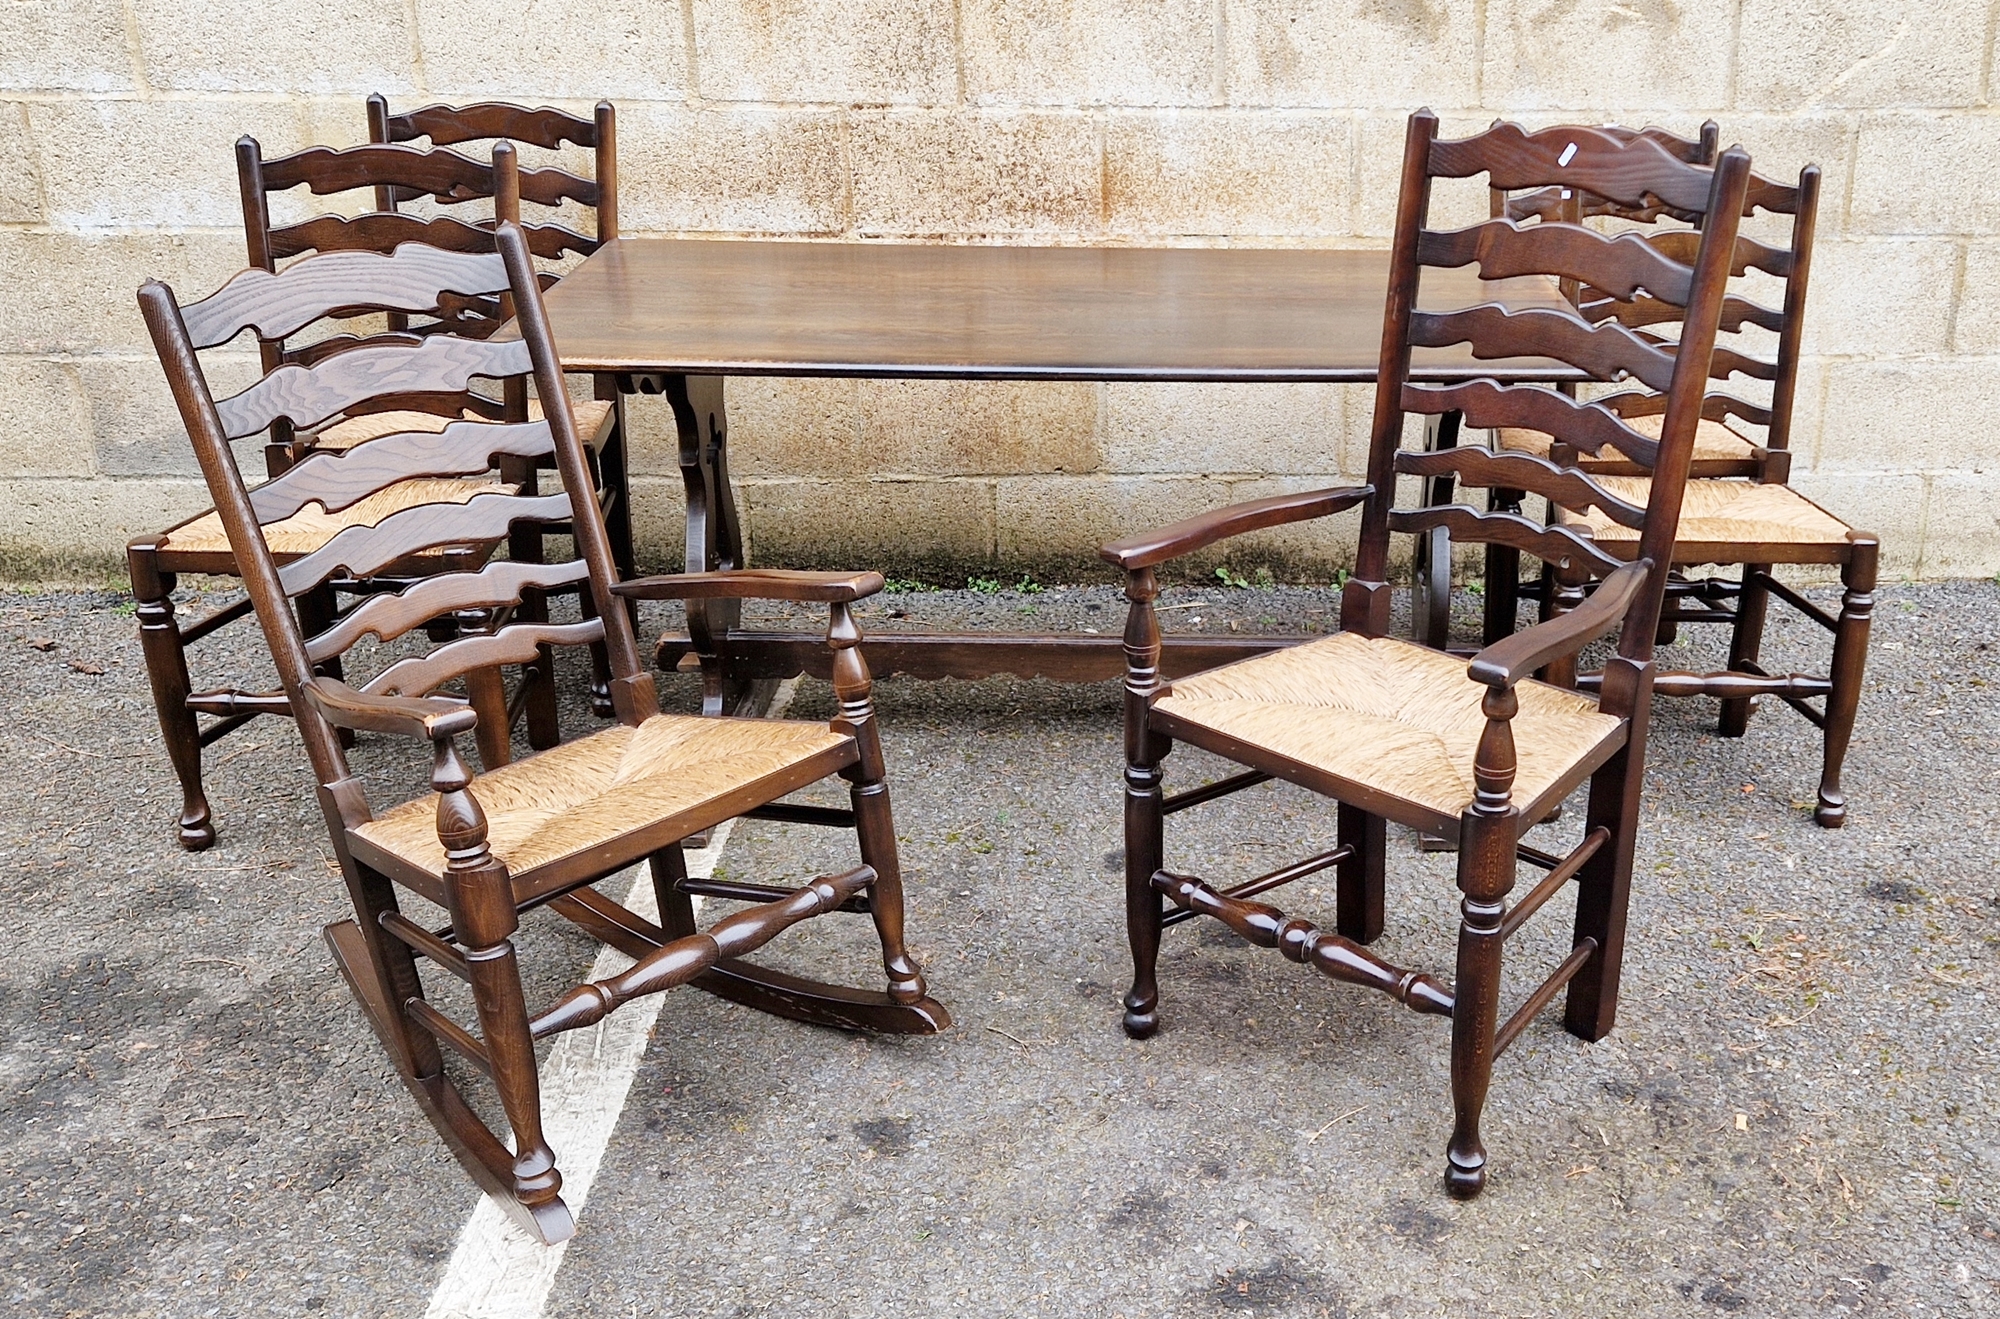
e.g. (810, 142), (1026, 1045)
(537, 236), (1578, 714)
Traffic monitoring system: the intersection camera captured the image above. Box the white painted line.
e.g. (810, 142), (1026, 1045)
(425, 681), (797, 1319)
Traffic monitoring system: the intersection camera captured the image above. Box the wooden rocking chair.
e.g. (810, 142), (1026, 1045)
(137, 225), (947, 1243)
(1101, 113), (1752, 1198)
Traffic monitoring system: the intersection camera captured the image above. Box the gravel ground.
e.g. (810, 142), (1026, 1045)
(1, 576), (1995, 1317)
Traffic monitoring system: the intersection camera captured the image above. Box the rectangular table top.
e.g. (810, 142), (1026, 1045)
(538, 237), (1576, 383)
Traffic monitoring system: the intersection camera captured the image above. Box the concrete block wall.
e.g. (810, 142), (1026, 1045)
(1, 0), (1993, 581)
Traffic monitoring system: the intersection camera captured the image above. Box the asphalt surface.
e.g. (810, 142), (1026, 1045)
(2, 576), (1996, 1317)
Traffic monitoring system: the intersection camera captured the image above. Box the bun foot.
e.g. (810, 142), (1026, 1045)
(1445, 1149), (1487, 1200)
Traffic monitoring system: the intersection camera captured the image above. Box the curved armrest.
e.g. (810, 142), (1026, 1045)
(300, 676), (478, 741)
(1099, 486), (1371, 571)
(611, 569), (885, 604)
(1466, 561), (1651, 691)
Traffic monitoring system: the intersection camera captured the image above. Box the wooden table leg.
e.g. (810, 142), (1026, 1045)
(666, 372), (777, 719)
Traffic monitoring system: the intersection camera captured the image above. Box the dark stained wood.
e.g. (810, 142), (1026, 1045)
(1396, 447), (1647, 529)
(534, 239), (1580, 382)
(249, 419), (554, 521)
(1100, 111), (1755, 1203)
(1409, 305), (1679, 392)
(1419, 220), (1694, 304)
(1388, 504), (1628, 578)
(217, 334), (532, 439)
(1402, 379), (1660, 466)
(1152, 871), (1454, 1014)
(137, 226), (952, 1240)
(1100, 486), (1370, 570)
(652, 630), (1300, 684)
(183, 245), (509, 349)
(531, 866), (878, 1037)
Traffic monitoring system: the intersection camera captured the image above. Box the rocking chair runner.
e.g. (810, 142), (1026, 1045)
(1102, 113), (1752, 1198)
(138, 226), (947, 1244)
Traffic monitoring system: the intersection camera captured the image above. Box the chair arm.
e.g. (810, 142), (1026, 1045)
(1466, 561), (1651, 691)
(300, 676), (479, 741)
(611, 569), (885, 604)
(1099, 486), (1372, 571)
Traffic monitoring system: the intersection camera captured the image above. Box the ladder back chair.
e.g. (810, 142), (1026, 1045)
(129, 164), (562, 850)
(1415, 122), (1725, 652)
(1100, 112), (1752, 1198)
(137, 226), (947, 1244)
(369, 95), (641, 582)
(1486, 124), (1871, 827)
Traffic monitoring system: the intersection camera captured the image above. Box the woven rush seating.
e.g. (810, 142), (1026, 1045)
(1558, 475), (1854, 554)
(310, 399), (613, 451)
(352, 713), (851, 881)
(1497, 411), (1760, 468)
(1152, 633), (1624, 829)
(160, 477), (513, 556)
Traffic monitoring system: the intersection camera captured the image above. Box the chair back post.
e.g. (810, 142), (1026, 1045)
(1348, 107), (1440, 636)
(1618, 145), (1753, 660)
(495, 222), (656, 722)
(1766, 163), (1821, 460)
(364, 93), (399, 211)
(594, 101), (618, 241)
(135, 282), (349, 788)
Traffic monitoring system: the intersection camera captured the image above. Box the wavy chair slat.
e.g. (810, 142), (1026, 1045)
(259, 144), (496, 201)
(1396, 447), (1648, 529)
(181, 246), (509, 349)
(1418, 220), (1695, 305)
(363, 618), (604, 698)
(1703, 345), (1778, 383)
(1646, 227), (1792, 280)
(1600, 389), (1772, 430)
(1409, 305), (1680, 393)
(386, 101), (598, 151)
(306, 558), (592, 662)
(1390, 504), (1629, 577)
(269, 213), (498, 262)
(215, 334), (532, 439)
(514, 166), (600, 212)
(276, 490), (571, 595)
(249, 419), (556, 522)
(1581, 290), (1784, 336)
(1430, 123), (1717, 216)
(521, 223), (600, 261)
(1402, 380), (1659, 465)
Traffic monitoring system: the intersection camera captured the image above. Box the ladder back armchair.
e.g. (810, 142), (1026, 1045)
(1101, 112), (1753, 1198)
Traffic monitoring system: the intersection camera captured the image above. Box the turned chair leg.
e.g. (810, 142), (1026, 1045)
(651, 844), (698, 939)
(1815, 540), (1877, 828)
(1565, 700), (1646, 1042)
(1719, 564), (1772, 737)
(1446, 810), (1513, 1200)
(1335, 803), (1385, 943)
(437, 749), (562, 1221)
(826, 600), (926, 1001)
(128, 548), (214, 850)
(1122, 728), (1170, 1039)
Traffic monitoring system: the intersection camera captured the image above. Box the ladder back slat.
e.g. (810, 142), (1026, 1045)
(305, 559), (593, 662)
(364, 619), (604, 698)
(215, 334), (532, 439)
(248, 419), (555, 523)
(275, 490), (571, 595)
(1419, 220), (1695, 306)
(1409, 306), (1680, 393)
(180, 245), (508, 349)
